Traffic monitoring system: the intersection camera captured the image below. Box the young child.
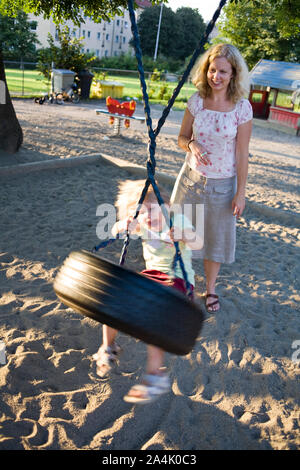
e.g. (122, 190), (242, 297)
(93, 179), (203, 404)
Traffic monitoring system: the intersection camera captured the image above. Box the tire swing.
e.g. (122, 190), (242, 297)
(53, 0), (227, 356)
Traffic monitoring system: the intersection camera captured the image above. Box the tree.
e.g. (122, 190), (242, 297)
(175, 8), (206, 61)
(217, 0), (300, 69)
(37, 26), (95, 80)
(0, 47), (23, 153)
(0, 10), (40, 61)
(135, 5), (181, 59)
(135, 5), (206, 61)
(0, 0), (163, 153)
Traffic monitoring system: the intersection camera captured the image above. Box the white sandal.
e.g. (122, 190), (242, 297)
(93, 342), (121, 378)
(124, 371), (170, 404)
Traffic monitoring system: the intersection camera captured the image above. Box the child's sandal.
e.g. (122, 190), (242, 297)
(124, 372), (170, 404)
(92, 342), (121, 361)
(93, 343), (121, 378)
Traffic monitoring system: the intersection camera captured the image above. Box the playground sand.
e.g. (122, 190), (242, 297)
(0, 99), (299, 450)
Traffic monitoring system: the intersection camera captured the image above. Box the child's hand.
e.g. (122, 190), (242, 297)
(126, 215), (139, 234)
(111, 216), (139, 237)
(169, 226), (175, 242)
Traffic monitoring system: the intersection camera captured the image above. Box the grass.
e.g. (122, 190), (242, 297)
(5, 67), (195, 108)
(5, 68), (50, 95)
(5, 67), (300, 112)
(91, 72), (196, 109)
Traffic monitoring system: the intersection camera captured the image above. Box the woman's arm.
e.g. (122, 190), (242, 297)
(232, 119), (252, 218)
(178, 109), (211, 166)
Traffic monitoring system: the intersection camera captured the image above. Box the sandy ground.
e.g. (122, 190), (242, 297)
(0, 98), (299, 450)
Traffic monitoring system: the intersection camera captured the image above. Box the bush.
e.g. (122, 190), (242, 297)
(150, 68), (161, 82)
(92, 52), (182, 74)
(37, 25), (95, 80)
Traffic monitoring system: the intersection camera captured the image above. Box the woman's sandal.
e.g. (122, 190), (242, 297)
(205, 293), (220, 313)
(93, 342), (121, 378)
(124, 371), (170, 405)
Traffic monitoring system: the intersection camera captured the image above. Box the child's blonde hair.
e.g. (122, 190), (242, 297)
(115, 179), (170, 221)
(192, 43), (250, 103)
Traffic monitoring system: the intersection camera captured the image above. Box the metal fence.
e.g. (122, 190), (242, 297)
(4, 60), (184, 97)
(4, 60), (50, 96)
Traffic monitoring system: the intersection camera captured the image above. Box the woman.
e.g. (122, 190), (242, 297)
(171, 43), (253, 312)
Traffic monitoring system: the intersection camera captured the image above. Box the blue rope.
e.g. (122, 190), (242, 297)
(95, 0), (227, 298)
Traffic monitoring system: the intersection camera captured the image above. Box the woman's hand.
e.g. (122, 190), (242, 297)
(188, 140), (211, 167)
(232, 192), (245, 218)
(178, 109), (211, 167)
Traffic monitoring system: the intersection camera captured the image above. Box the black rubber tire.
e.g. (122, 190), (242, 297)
(71, 93), (80, 104)
(53, 250), (205, 355)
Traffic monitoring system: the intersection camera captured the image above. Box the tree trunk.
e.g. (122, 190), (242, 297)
(0, 47), (23, 153)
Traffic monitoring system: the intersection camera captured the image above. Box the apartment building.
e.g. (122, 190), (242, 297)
(28, 1), (152, 59)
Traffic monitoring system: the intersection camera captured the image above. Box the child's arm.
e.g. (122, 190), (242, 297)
(111, 216), (141, 238)
(169, 227), (203, 250)
(169, 214), (204, 250)
(181, 228), (203, 250)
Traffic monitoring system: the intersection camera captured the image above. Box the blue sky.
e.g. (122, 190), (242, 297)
(166, 0), (222, 22)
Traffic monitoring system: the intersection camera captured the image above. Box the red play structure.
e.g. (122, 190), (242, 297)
(106, 96), (136, 128)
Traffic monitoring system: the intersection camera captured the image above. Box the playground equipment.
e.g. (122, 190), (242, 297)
(96, 96), (145, 135)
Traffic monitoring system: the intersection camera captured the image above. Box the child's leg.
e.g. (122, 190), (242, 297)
(146, 345), (165, 375)
(124, 346), (170, 404)
(102, 325), (118, 348)
(93, 325), (120, 377)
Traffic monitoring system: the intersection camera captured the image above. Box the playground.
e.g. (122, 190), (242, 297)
(0, 97), (299, 450)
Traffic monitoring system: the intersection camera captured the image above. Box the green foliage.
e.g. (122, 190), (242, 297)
(157, 82), (168, 99)
(91, 52), (181, 74)
(136, 6), (205, 61)
(150, 68), (161, 82)
(217, 0), (300, 68)
(0, 1), (165, 25)
(37, 25), (95, 79)
(0, 10), (40, 60)
(174, 7), (206, 61)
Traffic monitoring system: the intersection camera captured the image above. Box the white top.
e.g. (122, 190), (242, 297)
(139, 214), (195, 285)
(186, 92), (253, 179)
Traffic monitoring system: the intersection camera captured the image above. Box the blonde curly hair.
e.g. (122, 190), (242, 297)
(115, 179), (170, 221)
(192, 43), (250, 103)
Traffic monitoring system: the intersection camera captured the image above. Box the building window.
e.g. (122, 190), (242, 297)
(125, 21), (128, 28)
(96, 50), (100, 57)
(116, 19), (120, 26)
(105, 50), (108, 57)
(86, 48), (89, 53)
(97, 32), (101, 40)
(55, 28), (59, 40)
(114, 51), (118, 56)
(88, 31), (91, 38)
(72, 30), (76, 37)
(123, 37), (126, 44)
(116, 35), (119, 43)
(30, 21), (37, 30)
(82, 29), (85, 37)
(106, 33), (109, 40)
